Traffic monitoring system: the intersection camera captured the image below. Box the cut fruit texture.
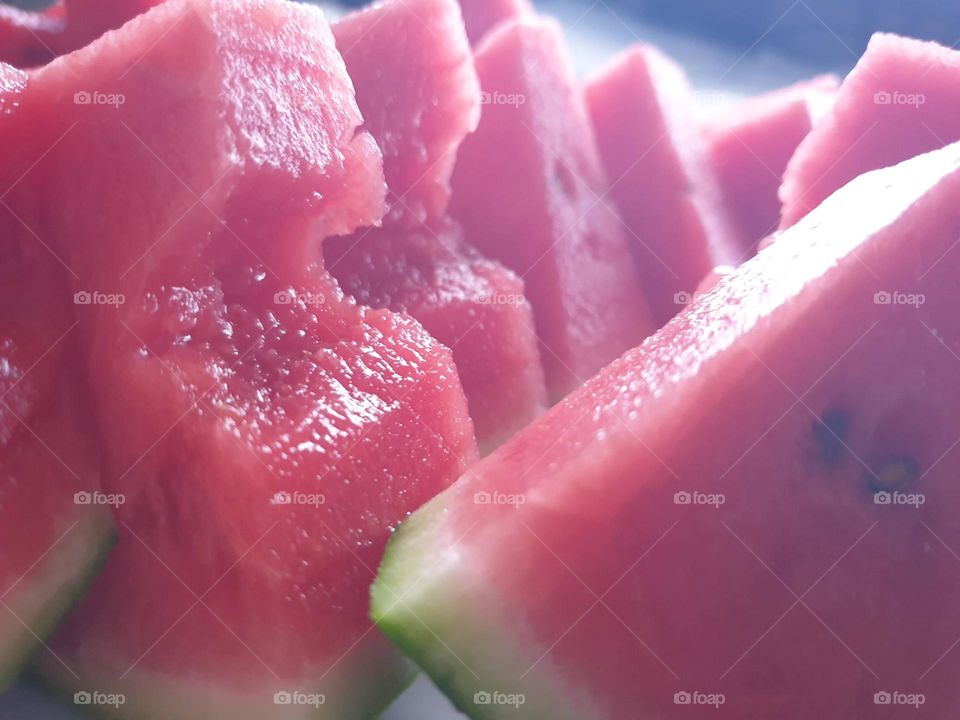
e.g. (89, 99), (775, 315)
(457, 0), (532, 46)
(704, 75), (838, 256)
(333, 0), (482, 228)
(585, 45), (740, 326)
(0, 0), (161, 67)
(450, 18), (654, 402)
(0, 63), (115, 691)
(780, 33), (960, 228)
(3, 0), (477, 717)
(375, 142), (960, 718)
(331, 0), (548, 451)
(326, 221), (548, 455)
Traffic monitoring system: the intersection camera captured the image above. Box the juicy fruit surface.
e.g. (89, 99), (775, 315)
(3, 0), (476, 715)
(326, 222), (548, 454)
(376, 143), (960, 718)
(0, 63), (114, 690)
(780, 33), (960, 227)
(457, 0), (532, 45)
(332, 0), (546, 451)
(0, 0), (161, 67)
(450, 18), (653, 401)
(333, 0), (480, 227)
(585, 45), (739, 325)
(704, 75), (838, 255)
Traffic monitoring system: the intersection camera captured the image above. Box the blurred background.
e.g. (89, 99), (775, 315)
(1, 0), (957, 717)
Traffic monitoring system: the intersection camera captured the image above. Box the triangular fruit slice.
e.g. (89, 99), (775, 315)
(0, 63), (114, 690)
(704, 75), (838, 255)
(326, 221), (547, 454)
(333, 0), (480, 227)
(585, 45), (740, 326)
(375, 142), (960, 718)
(450, 18), (654, 402)
(331, 0), (547, 451)
(0, 0), (160, 67)
(7, 1), (476, 717)
(457, 0), (532, 46)
(780, 33), (960, 228)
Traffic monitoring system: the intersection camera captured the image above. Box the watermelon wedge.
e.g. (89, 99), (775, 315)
(374, 141), (960, 718)
(0, 0), (160, 67)
(457, 0), (532, 46)
(330, 0), (547, 451)
(450, 18), (654, 401)
(326, 221), (547, 454)
(704, 75), (838, 255)
(780, 33), (960, 228)
(1, 0), (476, 716)
(333, 0), (481, 228)
(0, 63), (115, 690)
(585, 45), (740, 325)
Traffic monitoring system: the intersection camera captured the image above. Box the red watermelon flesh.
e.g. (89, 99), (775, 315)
(0, 63), (114, 689)
(375, 142), (960, 718)
(585, 45), (740, 326)
(704, 75), (838, 256)
(450, 18), (654, 402)
(4, 0), (477, 716)
(457, 0), (532, 46)
(780, 33), (960, 228)
(333, 0), (481, 227)
(0, 0), (161, 67)
(331, 0), (547, 450)
(326, 221), (547, 454)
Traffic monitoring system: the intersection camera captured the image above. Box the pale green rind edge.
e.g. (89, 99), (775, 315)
(372, 492), (586, 720)
(0, 511), (117, 692)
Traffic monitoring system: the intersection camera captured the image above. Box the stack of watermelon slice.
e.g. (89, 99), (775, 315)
(2, 0), (960, 718)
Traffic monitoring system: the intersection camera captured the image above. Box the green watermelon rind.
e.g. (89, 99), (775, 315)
(372, 493), (583, 720)
(0, 510), (116, 692)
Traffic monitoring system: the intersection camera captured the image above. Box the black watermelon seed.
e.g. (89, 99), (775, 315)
(812, 409), (850, 465)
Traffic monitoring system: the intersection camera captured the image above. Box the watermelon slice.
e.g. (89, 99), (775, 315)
(330, 0), (547, 451)
(585, 45), (740, 326)
(326, 221), (547, 454)
(0, 63), (115, 690)
(457, 0), (532, 46)
(450, 18), (654, 401)
(704, 75), (838, 255)
(374, 141), (960, 718)
(333, 0), (481, 228)
(0, 0), (160, 67)
(781, 33), (960, 228)
(2, 0), (476, 716)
